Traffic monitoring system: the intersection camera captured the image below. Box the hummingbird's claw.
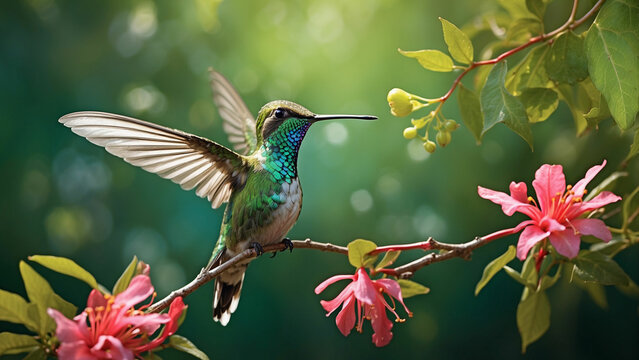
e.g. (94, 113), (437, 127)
(281, 238), (294, 253)
(250, 242), (264, 256)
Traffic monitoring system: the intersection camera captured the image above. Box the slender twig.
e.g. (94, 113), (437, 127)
(149, 234), (506, 312)
(148, 239), (346, 313)
(430, 0), (601, 112)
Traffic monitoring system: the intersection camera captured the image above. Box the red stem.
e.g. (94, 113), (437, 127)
(370, 241), (431, 255)
(435, 0), (602, 105)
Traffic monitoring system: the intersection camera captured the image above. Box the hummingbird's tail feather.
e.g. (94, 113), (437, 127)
(212, 271), (245, 326)
(211, 250), (248, 326)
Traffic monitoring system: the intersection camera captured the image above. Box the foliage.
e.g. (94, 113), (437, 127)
(389, 0), (639, 156)
(0, 256), (206, 359)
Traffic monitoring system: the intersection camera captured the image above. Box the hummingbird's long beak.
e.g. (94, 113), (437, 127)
(312, 114), (377, 122)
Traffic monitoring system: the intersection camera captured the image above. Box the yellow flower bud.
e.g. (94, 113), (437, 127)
(403, 127), (418, 139)
(423, 140), (436, 153)
(436, 131), (452, 147)
(387, 88), (414, 117)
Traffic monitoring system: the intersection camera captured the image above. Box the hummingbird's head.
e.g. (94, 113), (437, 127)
(255, 100), (377, 146)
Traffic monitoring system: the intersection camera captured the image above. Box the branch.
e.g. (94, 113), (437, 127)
(148, 239), (346, 313)
(148, 231), (511, 312)
(432, 0), (602, 110)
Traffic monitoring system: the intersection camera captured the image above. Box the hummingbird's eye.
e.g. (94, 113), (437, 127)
(274, 108), (286, 119)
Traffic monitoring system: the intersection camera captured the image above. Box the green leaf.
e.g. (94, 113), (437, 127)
(506, 18), (542, 43)
(23, 348), (47, 360)
(590, 239), (628, 257)
(397, 279), (430, 298)
(584, 171), (627, 202)
(499, 0), (536, 20)
(625, 128), (639, 162)
(457, 83), (484, 143)
(585, 0), (639, 130)
(622, 186), (639, 228)
(347, 239), (377, 268)
(525, 0), (549, 19)
(572, 251), (630, 286)
(546, 31), (589, 84)
(539, 264), (561, 290)
(517, 289), (550, 353)
(505, 44), (552, 95)
(19, 261), (77, 334)
(0, 332), (39, 356)
(617, 277), (639, 298)
(475, 245), (516, 295)
(504, 266), (527, 286)
(480, 61), (533, 149)
(398, 49), (454, 72)
(0, 290), (37, 332)
(439, 18), (474, 64)
(169, 335), (210, 360)
(519, 87), (558, 123)
(572, 269), (609, 309)
(113, 256), (138, 295)
(375, 251), (400, 270)
(521, 249), (538, 286)
(28, 255), (98, 289)
(556, 84), (588, 134)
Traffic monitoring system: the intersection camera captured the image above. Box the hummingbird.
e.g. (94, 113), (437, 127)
(59, 69), (376, 325)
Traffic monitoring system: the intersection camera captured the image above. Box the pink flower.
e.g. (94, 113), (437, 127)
(47, 275), (185, 360)
(314, 267), (411, 347)
(478, 160), (621, 260)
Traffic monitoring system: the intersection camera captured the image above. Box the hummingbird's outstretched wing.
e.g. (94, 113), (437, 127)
(59, 111), (248, 209)
(208, 68), (258, 155)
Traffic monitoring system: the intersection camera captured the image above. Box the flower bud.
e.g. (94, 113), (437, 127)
(436, 131), (452, 147)
(423, 140), (436, 153)
(403, 127), (418, 139)
(444, 119), (459, 131)
(387, 88), (414, 117)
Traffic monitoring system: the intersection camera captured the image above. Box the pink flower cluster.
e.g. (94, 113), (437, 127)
(48, 275), (185, 360)
(315, 267), (411, 347)
(478, 160), (621, 259)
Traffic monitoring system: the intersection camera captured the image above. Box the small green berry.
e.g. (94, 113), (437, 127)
(436, 131), (452, 147)
(403, 127), (418, 139)
(423, 140), (436, 153)
(444, 119), (459, 131)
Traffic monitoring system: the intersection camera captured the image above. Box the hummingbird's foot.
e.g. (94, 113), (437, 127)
(250, 242), (265, 256)
(281, 238), (294, 253)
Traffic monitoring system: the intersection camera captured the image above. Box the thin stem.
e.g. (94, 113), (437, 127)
(432, 0), (601, 110)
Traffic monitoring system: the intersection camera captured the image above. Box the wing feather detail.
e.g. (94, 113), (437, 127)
(209, 69), (258, 155)
(59, 111), (247, 208)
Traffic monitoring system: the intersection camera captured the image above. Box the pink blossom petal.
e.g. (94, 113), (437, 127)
(57, 341), (96, 360)
(575, 191), (622, 214)
(477, 186), (537, 217)
(572, 218), (613, 242)
(335, 295), (356, 336)
(314, 274), (354, 294)
(123, 313), (170, 335)
(86, 289), (106, 309)
(538, 217), (566, 233)
(368, 299), (394, 347)
(374, 279), (411, 314)
(352, 268), (378, 305)
(92, 335), (134, 360)
(572, 160), (606, 196)
(47, 308), (87, 343)
(532, 164), (565, 213)
(320, 283), (354, 315)
(509, 182), (529, 203)
(517, 225), (550, 260)
(114, 275), (154, 310)
(549, 229), (581, 258)
(135, 297), (185, 353)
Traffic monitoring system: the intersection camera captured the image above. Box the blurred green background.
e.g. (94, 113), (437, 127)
(1, 0), (637, 358)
